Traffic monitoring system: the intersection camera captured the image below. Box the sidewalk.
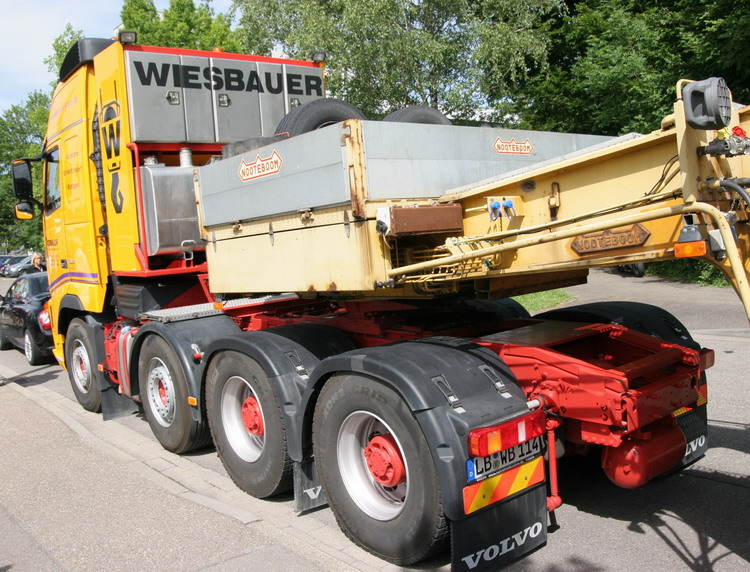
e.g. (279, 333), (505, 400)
(0, 376), (399, 572)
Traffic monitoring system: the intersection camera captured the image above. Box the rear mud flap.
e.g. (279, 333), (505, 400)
(675, 403), (708, 468)
(99, 376), (139, 420)
(451, 484), (547, 571)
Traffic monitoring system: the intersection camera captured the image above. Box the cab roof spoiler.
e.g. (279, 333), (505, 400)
(59, 38), (115, 83)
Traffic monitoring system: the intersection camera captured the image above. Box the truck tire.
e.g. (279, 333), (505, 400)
(24, 329), (45, 366)
(313, 373), (448, 565)
(464, 298), (531, 319)
(205, 351), (292, 497)
(383, 106), (452, 125)
(139, 335), (210, 453)
(535, 301), (698, 348)
(65, 318), (102, 413)
(275, 98), (365, 137)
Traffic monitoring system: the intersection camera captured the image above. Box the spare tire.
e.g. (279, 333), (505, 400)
(275, 98), (365, 137)
(383, 106), (452, 125)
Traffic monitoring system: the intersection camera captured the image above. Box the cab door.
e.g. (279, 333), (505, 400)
(42, 145), (67, 304)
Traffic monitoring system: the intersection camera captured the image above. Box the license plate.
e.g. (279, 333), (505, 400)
(466, 436), (544, 483)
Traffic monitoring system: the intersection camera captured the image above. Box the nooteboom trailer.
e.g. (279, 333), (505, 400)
(11, 34), (750, 571)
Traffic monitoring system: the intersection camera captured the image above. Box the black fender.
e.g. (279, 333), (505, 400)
(131, 314), (240, 422)
(300, 336), (531, 521)
(201, 324), (356, 456)
(535, 301), (698, 349)
(59, 294), (86, 313)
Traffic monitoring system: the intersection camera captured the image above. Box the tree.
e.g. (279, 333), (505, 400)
(121, 0), (241, 52)
(512, 1), (686, 135)
(44, 24), (84, 84)
(233, 0), (564, 121)
(0, 91), (50, 253)
(512, 0), (750, 136)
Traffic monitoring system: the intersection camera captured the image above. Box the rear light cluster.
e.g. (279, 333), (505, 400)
(38, 309), (52, 331)
(468, 409), (546, 458)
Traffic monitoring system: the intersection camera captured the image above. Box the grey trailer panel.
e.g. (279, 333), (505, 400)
(360, 122), (612, 200)
(198, 120), (613, 229)
(199, 126), (348, 228)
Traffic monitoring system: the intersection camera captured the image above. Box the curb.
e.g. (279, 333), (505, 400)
(0, 369), (396, 571)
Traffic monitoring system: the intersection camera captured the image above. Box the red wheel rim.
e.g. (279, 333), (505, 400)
(364, 434), (406, 487)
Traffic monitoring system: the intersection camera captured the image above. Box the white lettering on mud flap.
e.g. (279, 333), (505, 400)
(685, 435), (706, 457)
(461, 521), (544, 569)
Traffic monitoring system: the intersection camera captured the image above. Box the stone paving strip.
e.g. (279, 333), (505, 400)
(3, 378), (420, 571)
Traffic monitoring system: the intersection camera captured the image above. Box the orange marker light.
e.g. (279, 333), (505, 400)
(674, 240), (707, 258)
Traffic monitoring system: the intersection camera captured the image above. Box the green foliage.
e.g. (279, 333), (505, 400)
(512, 289), (573, 313)
(514, 1), (682, 135)
(647, 260), (731, 288)
(121, 0), (241, 51)
(0, 91), (49, 252)
(43, 24), (84, 84)
(233, 0), (564, 120)
(514, 0), (750, 135)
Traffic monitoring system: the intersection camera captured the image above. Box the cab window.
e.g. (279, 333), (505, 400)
(44, 147), (61, 214)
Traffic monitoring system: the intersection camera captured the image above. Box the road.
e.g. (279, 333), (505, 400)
(0, 269), (748, 571)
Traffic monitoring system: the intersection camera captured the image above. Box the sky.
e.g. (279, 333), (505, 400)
(0, 0), (233, 114)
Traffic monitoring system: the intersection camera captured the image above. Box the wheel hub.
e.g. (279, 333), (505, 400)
(241, 396), (265, 436)
(71, 343), (90, 391)
(147, 360), (175, 426)
(364, 434), (406, 487)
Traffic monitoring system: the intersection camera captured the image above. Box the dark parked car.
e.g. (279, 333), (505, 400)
(0, 272), (53, 365)
(0, 255), (27, 276)
(3, 255), (45, 277)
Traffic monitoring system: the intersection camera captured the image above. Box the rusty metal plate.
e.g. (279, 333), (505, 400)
(571, 224), (650, 255)
(386, 203), (463, 237)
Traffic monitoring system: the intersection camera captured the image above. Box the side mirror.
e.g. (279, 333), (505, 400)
(14, 202), (35, 220)
(11, 159), (34, 201)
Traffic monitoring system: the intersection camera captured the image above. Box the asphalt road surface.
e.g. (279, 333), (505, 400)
(0, 269), (748, 571)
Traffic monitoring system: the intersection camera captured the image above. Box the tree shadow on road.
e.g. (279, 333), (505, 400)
(551, 453), (749, 571)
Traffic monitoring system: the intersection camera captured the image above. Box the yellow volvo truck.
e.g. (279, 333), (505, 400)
(11, 34), (750, 571)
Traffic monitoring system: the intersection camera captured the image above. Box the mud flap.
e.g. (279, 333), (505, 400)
(451, 484), (547, 572)
(99, 375), (139, 420)
(293, 459), (327, 513)
(675, 403), (708, 468)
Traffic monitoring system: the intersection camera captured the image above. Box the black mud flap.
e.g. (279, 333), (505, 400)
(675, 403), (708, 468)
(293, 459), (327, 513)
(451, 484), (547, 572)
(99, 376), (139, 421)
